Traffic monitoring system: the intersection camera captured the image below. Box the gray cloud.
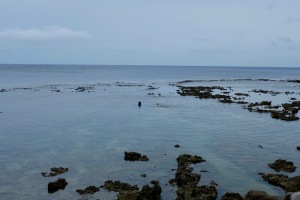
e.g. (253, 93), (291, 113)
(0, 26), (93, 41)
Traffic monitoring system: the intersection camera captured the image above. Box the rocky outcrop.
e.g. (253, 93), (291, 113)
(48, 178), (68, 194)
(76, 186), (100, 195)
(259, 173), (300, 192)
(169, 154), (217, 200)
(244, 190), (280, 200)
(268, 159), (297, 172)
(221, 192), (243, 200)
(41, 167), (68, 177)
(124, 152), (149, 161)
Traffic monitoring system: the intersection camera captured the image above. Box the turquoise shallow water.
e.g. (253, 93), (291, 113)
(0, 65), (300, 199)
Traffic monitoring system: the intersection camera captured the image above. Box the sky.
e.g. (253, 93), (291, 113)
(0, 0), (299, 67)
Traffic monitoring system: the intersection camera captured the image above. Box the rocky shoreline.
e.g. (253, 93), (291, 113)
(40, 146), (300, 200)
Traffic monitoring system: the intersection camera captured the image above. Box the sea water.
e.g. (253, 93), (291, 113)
(0, 65), (300, 200)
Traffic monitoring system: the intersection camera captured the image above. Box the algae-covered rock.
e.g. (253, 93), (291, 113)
(221, 192), (243, 200)
(48, 178), (68, 194)
(260, 173), (300, 192)
(244, 190), (280, 200)
(124, 152), (149, 161)
(76, 185), (100, 195)
(41, 167), (68, 177)
(268, 159), (296, 172)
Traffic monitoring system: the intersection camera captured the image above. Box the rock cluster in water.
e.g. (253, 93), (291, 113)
(41, 167), (69, 177)
(268, 159), (297, 172)
(102, 179), (161, 200)
(124, 151), (149, 161)
(176, 84), (300, 121)
(169, 154), (218, 200)
(48, 178), (68, 194)
(76, 185), (100, 195)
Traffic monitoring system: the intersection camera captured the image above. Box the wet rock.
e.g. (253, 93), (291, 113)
(219, 98), (234, 103)
(270, 111), (299, 121)
(103, 180), (139, 193)
(177, 154), (206, 167)
(136, 181), (162, 200)
(221, 192), (243, 200)
(174, 144), (181, 148)
(258, 145), (263, 148)
(176, 185), (217, 200)
(76, 186), (100, 195)
(0, 89), (8, 92)
(74, 86), (94, 92)
(124, 152), (149, 161)
(48, 178), (68, 194)
(169, 154), (217, 200)
(268, 159), (297, 172)
(244, 190), (279, 200)
(235, 93), (249, 96)
(260, 173), (300, 192)
(297, 146), (300, 151)
(140, 174), (147, 178)
(41, 167), (68, 177)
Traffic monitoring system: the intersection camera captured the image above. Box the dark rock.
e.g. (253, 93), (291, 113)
(260, 173), (300, 192)
(221, 192), (243, 200)
(41, 167), (68, 177)
(103, 180), (139, 193)
(177, 154), (206, 167)
(136, 181), (162, 200)
(140, 174), (147, 178)
(177, 185), (217, 200)
(0, 89), (8, 92)
(268, 159), (296, 172)
(244, 190), (279, 200)
(76, 186), (100, 195)
(258, 145), (263, 148)
(235, 93), (249, 96)
(124, 152), (149, 161)
(174, 144), (181, 148)
(219, 98), (234, 103)
(297, 146), (300, 151)
(48, 178), (68, 194)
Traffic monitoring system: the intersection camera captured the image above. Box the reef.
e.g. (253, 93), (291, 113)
(48, 178), (68, 194)
(221, 192), (243, 200)
(124, 151), (149, 161)
(259, 173), (300, 193)
(169, 154), (217, 200)
(268, 159), (297, 172)
(102, 180), (162, 200)
(76, 186), (100, 195)
(41, 167), (69, 177)
(176, 83), (300, 121)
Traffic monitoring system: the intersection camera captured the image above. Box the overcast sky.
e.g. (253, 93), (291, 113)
(0, 0), (299, 67)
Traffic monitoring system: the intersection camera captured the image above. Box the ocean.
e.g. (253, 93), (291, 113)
(0, 65), (299, 199)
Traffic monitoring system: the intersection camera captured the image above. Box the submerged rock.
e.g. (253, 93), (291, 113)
(221, 192), (243, 200)
(103, 180), (139, 193)
(169, 154), (217, 200)
(48, 178), (68, 194)
(260, 173), (300, 192)
(136, 181), (162, 200)
(124, 152), (149, 161)
(244, 190), (279, 200)
(268, 159), (297, 172)
(175, 144), (181, 148)
(41, 167), (68, 177)
(177, 185), (217, 200)
(76, 186), (100, 195)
